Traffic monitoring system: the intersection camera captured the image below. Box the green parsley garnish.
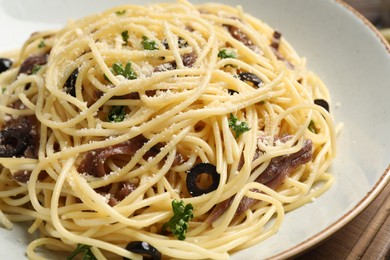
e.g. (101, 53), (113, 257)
(38, 40), (46, 48)
(31, 64), (42, 75)
(115, 10), (126, 15)
(108, 106), (126, 122)
(111, 62), (137, 80)
(163, 200), (194, 240)
(308, 120), (318, 134)
(1, 87), (6, 94)
(141, 36), (158, 50)
(228, 113), (251, 138)
(67, 244), (97, 260)
(218, 48), (237, 59)
(121, 30), (129, 45)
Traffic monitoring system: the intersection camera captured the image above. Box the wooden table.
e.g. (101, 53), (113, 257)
(296, 178), (390, 259)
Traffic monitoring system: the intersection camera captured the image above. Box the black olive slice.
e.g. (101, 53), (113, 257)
(64, 68), (79, 97)
(0, 58), (13, 73)
(123, 241), (161, 260)
(186, 163), (220, 197)
(228, 89), (239, 95)
(238, 72), (262, 87)
(314, 99), (330, 112)
(0, 128), (30, 157)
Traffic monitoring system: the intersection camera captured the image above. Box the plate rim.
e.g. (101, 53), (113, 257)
(273, 166), (390, 259)
(271, 0), (390, 258)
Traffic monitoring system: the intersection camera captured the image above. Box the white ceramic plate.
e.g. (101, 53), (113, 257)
(0, 0), (389, 259)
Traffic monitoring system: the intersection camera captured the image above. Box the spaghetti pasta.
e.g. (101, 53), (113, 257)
(0, 1), (336, 259)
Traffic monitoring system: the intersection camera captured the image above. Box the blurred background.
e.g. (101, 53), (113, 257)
(344, 0), (390, 27)
(344, 0), (390, 41)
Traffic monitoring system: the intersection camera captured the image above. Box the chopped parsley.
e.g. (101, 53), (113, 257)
(121, 30), (129, 45)
(228, 113), (251, 138)
(67, 244), (97, 260)
(308, 120), (318, 134)
(111, 62), (137, 80)
(141, 36), (158, 50)
(218, 48), (237, 59)
(1, 87), (6, 93)
(31, 64), (42, 75)
(38, 40), (46, 48)
(115, 10), (126, 16)
(108, 106), (126, 122)
(162, 200), (194, 240)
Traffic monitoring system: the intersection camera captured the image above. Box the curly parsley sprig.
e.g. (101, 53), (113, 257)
(228, 113), (251, 138)
(218, 48), (237, 59)
(141, 36), (159, 50)
(67, 244), (97, 260)
(121, 30), (129, 45)
(108, 106), (126, 122)
(163, 200), (194, 240)
(111, 62), (137, 80)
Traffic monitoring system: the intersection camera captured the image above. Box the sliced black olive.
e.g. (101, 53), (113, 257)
(186, 163), (220, 197)
(228, 89), (239, 95)
(64, 68), (79, 97)
(314, 99), (330, 112)
(123, 241), (161, 260)
(238, 72), (262, 88)
(0, 128), (31, 157)
(0, 58), (13, 73)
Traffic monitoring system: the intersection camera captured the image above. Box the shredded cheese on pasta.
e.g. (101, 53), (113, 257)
(0, 1), (336, 259)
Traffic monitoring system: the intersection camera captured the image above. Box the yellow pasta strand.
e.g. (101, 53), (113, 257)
(0, 1), (336, 259)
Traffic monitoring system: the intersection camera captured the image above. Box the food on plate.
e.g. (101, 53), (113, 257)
(0, 1), (336, 259)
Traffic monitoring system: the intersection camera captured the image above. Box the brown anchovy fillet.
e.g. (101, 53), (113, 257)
(12, 170), (32, 183)
(270, 31), (282, 50)
(154, 52), (197, 72)
(269, 31), (294, 68)
(206, 138), (313, 223)
(12, 170), (47, 183)
(77, 135), (147, 177)
(18, 53), (48, 75)
(223, 24), (254, 47)
(182, 52), (197, 68)
(77, 136), (183, 177)
(105, 182), (138, 206)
